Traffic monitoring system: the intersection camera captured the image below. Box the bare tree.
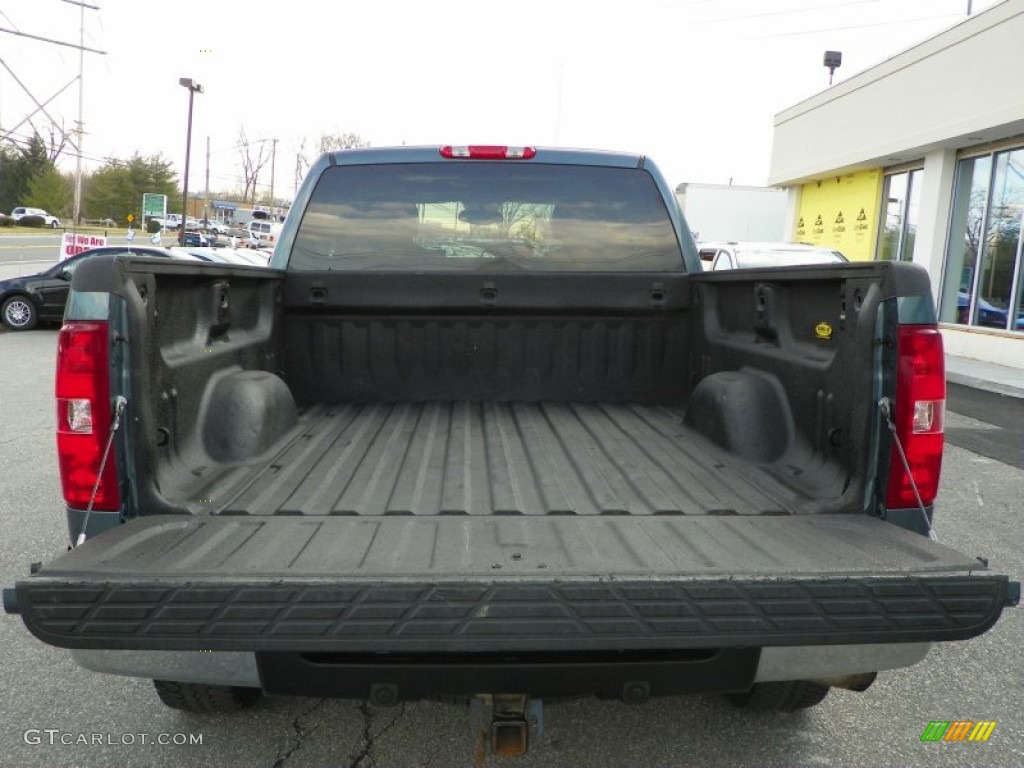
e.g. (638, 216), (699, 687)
(317, 131), (369, 154)
(294, 132), (369, 190)
(46, 121), (69, 163)
(294, 136), (309, 194)
(237, 127), (271, 203)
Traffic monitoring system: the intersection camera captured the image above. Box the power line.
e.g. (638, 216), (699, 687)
(0, 75), (78, 144)
(751, 12), (961, 38)
(0, 57), (79, 151)
(2, 125), (279, 190)
(3, 127), (161, 168)
(691, 0), (880, 26)
(208, 137), (277, 156)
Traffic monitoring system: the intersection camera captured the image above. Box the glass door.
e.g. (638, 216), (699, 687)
(877, 169), (922, 262)
(940, 148), (1024, 331)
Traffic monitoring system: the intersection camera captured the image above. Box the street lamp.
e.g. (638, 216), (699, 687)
(823, 51), (842, 86)
(178, 77), (203, 245)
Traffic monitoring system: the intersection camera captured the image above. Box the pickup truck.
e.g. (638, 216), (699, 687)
(153, 213), (181, 229)
(4, 145), (1017, 757)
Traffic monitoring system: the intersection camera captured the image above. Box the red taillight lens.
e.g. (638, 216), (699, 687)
(55, 322), (120, 510)
(885, 325), (945, 509)
(439, 145), (537, 159)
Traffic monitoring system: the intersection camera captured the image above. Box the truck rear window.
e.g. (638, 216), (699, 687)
(289, 163), (683, 271)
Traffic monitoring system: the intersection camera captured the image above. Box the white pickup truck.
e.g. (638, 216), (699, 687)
(153, 213), (181, 230)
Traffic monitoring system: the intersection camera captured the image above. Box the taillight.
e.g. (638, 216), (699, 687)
(55, 321), (120, 510)
(439, 145), (537, 160)
(885, 325), (945, 509)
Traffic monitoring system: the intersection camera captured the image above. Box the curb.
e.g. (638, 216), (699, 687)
(946, 371), (1024, 399)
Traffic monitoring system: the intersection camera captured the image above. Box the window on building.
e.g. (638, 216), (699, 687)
(877, 169), (922, 262)
(940, 148), (1024, 332)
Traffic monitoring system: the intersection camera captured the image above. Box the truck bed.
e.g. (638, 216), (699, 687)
(9, 237), (1019, 660)
(193, 401), (832, 517)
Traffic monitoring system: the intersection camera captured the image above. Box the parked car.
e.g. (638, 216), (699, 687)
(177, 246), (271, 266)
(154, 214), (182, 230)
(10, 207), (60, 228)
(0, 246), (194, 331)
(247, 219), (283, 247)
(156, 214), (200, 230)
(698, 242), (847, 270)
(182, 230), (211, 247)
(956, 291), (1024, 330)
(199, 218), (229, 235)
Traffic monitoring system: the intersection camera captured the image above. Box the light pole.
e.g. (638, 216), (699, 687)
(178, 77), (203, 245)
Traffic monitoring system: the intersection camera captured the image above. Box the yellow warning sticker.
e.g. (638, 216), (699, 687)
(815, 322), (833, 340)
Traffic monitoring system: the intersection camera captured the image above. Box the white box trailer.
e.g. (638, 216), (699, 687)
(675, 182), (788, 243)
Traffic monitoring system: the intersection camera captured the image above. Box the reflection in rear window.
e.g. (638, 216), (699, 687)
(289, 163), (683, 271)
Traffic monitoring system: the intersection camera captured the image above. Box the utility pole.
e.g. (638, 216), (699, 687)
(268, 138), (278, 217)
(74, 0), (84, 227)
(0, 2), (104, 230)
(554, 62), (564, 146)
(205, 135), (210, 222)
(64, 0), (105, 229)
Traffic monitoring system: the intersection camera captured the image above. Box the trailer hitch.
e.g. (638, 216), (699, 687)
(470, 694), (543, 762)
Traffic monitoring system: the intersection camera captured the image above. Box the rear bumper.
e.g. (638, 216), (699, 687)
(10, 574), (1016, 653)
(69, 642), (932, 691)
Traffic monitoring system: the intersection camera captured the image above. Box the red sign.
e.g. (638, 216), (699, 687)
(61, 233), (107, 260)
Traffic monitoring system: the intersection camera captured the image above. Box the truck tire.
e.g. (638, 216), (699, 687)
(727, 681), (830, 712)
(153, 680), (260, 713)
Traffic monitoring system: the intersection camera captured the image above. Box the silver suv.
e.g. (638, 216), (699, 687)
(10, 207), (60, 228)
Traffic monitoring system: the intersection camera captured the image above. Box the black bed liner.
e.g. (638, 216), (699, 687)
(10, 514), (1017, 652)
(188, 401), (840, 517)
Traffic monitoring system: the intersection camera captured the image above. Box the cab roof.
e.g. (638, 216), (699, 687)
(328, 145), (646, 169)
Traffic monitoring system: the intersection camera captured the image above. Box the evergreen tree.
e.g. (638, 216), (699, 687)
(25, 165), (73, 217)
(83, 154), (179, 221)
(0, 135), (51, 213)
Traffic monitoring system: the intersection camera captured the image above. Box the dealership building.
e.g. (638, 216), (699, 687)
(769, 0), (1024, 371)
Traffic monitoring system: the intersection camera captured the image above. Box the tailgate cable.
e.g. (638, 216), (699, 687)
(75, 396), (128, 548)
(878, 396), (935, 540)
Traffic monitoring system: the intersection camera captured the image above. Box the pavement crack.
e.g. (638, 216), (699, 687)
(272, 698), (328, 768)
(348, 701), (407, 768)
(0, 432), (34, 446)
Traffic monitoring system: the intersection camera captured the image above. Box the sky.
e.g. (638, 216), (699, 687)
(0, 0), (1004, 201)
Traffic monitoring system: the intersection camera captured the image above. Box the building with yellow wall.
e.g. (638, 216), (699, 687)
(770, 0), (1024, 370)
(793, 170), (882, 262)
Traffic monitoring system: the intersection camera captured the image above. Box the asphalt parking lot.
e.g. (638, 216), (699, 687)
(0, 330), (1020, 768)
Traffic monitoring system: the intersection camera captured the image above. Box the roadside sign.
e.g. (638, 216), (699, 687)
(62, 233), (107, 260)
(142, 193), (167, 218)
(127, 214), (135, 223)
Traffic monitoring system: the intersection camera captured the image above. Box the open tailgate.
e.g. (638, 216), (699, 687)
(5, 515), (1018, 653)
